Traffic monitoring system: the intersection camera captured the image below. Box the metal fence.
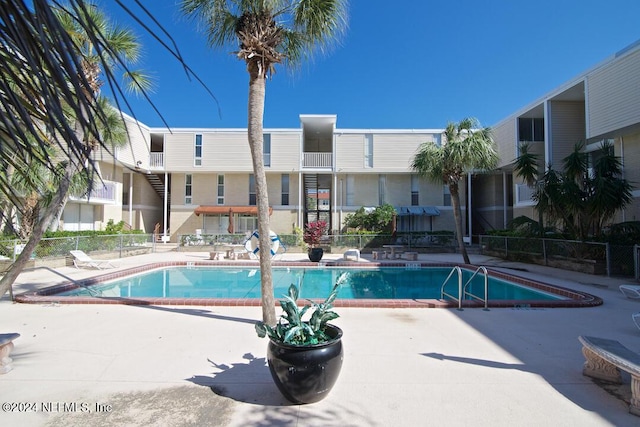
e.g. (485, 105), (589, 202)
(0, 234), (155, 262)
(479, 235), (639, 278)
(177, 232), (458, 251)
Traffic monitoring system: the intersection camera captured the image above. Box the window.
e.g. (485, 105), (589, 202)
(263, 134), (271, 167)
(249, 174), (256, 205)
(185, 174), (193, 205)
(411, 175), (419, 206)
(237, 215), (257, 232)
(281, 174), (289, 205)
(378, 174), (386, 205)
(217, 174), (224, 204)
(443, 185), (451, 206)
(346, 175), (354, 206)
(194, 134), (203, 166)
(364, 134), (373, 168)
(587, 139), (614, 179)
(518, 118), (544, 142)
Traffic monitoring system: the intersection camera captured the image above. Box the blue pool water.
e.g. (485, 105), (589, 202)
(59, 267), (564, 301)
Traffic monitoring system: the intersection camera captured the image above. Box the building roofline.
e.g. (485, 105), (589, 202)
(145, 126), (444, 134)
(492, 37), (640, 128)
(336, 128), (443, 134)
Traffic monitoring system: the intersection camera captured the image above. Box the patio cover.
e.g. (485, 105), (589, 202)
(395, 206), (440, 216)
(193, 206), (273, 216)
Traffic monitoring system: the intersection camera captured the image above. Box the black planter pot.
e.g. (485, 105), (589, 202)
(307, 247), (324, 262)
(266, 324), (343, 404)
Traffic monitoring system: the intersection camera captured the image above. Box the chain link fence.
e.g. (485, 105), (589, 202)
(0, 234), (155, 264)
(177, 231), (457, 252)
(479, 235), (639, 278)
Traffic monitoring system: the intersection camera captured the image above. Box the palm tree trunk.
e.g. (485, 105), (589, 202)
(0, 164), (73, 298)
(247, 66), (276, 326)
(450, 182), (470, 264)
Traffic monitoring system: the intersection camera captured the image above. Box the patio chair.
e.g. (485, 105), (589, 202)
(633, 312), (640, 330)
(70, 250), (118, 269)
(619, 285), (640, 300)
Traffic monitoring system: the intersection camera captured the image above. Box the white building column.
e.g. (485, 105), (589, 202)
(163, 171), (168, 241)
(467, 173), (472, 244)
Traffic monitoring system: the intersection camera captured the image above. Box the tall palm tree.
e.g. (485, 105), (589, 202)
(180, 0), (348, 325)
(411, 118), (499, 264)
(0, 1), (148, 298)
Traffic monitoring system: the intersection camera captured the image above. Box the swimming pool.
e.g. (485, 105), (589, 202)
(16, 262), (602, 308)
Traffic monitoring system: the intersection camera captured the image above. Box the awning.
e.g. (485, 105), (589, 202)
(395, 206), (440, 216)
(194, 206), (273, 216)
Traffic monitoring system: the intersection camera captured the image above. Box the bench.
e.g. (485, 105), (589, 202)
(0, 333), (20, 374)
(404, 252), (418, 261)
(343, 249), (360, 261)
(578, 335), (640, 416)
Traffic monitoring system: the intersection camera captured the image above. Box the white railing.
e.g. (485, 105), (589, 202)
(149, 152), (164, 169)
(70, 180), (117, 203)
(303, 152), (332, 169)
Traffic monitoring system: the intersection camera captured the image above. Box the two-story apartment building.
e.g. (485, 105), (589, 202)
(65, 39), (640, 242)
(131, 115), (454, 240)
(474, 39), (640, 233)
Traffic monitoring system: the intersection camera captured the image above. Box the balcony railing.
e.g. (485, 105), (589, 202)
(303, 152), (332, 169)
(70, 180), (117, 203)
(149, 152), (164, 169)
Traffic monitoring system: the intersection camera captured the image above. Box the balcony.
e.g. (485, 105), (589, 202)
(70, 180), (117, 203)
(303, 152), (332, 169)
(149, 152), (164, 169)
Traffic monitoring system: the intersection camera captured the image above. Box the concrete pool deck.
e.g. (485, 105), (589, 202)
(1, 248), (640, 426)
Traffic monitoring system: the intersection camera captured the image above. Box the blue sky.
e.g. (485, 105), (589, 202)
(104, 1), (640, 130)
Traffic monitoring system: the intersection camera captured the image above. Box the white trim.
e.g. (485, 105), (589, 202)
(148, 127), (303, 134)
(335, 128), (443, 134)
(544, 100), (551, 167)
(493, 39), (640, 130)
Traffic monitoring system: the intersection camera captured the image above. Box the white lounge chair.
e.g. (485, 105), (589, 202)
(70, 250), (118, 269)
(633, 312), (640, 330)
(619, 285), (640, 299)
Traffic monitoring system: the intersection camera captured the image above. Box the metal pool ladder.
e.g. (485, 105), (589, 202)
(440, 266), (490, 310)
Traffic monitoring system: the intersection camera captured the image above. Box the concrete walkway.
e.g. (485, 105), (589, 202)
(1, 249), (640, 426)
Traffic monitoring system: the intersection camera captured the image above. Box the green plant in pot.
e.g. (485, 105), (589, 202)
(255, 273), (347, 404)
(303, 220), (327, 262)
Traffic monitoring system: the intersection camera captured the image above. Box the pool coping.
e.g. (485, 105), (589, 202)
(14, 260), (604, 308)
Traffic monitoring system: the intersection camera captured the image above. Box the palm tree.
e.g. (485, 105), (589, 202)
(512, 142), (545, 235)
(588, 141), (632, 237)
(411, 118), (499, 264)
(180, 0), (348, 325)
(0, 1), (148, 298)
(554, 141), (631, 240)
(8, 100), (127, 239)
(516, 140), (632, 241)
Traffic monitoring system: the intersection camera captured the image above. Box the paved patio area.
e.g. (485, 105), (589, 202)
(1, 247), (640, 426)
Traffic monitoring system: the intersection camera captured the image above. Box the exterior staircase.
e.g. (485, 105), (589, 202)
(145, 173), (170, 205)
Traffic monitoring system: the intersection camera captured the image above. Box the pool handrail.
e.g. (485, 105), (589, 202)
(440, 266), (463, 310)
(463, 266), (489, 310)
